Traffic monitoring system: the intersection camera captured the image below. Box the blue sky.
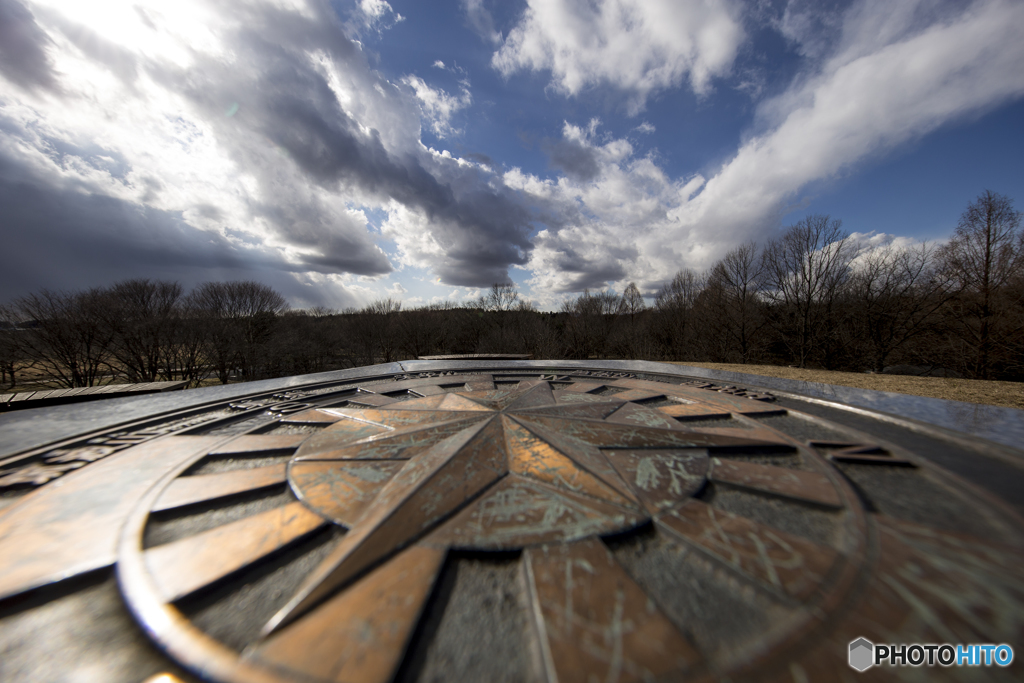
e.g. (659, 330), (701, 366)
(1, 0), (1022, 310)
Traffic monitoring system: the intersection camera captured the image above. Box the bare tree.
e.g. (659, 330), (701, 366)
(7, 288), (114, 388)
(165, 294), (211, 387)
(704, 243), (769, 363)
(617, 283), (646, 321)
(360, 298), (402, 364)
(188, 283), (236, 384)
(561, 290), (619, 359)
(936, 191), (1024, 379)
(189, 281), (288, 383)
(847, 242), (952, 373)
(0, 308), (21, 389)
(273, 307), (342, 376)
(608, 282), (655, 359)
(654, 269), (704, 361)
(762, 215), (852, 368)
(477, 283), (535, 353)
(397, 306), (445, 360)
(103, 279), (183, 383)
(480, 283), (520, 312)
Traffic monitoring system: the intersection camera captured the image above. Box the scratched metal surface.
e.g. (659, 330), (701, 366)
(0, 364), (1023, 683)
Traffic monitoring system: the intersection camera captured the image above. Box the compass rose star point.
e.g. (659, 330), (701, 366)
(264, 380), (774, 635)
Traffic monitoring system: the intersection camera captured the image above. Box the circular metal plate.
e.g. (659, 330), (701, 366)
(1, 364), (1022, 682)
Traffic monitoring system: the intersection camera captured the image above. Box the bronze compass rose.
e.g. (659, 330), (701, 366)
(114, 376), (855, 683)
(2, 367), (1022, 683)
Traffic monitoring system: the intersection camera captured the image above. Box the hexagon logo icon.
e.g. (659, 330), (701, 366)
(849, 638), (874, 672)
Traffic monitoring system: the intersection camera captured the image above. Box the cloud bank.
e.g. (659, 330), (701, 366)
(500, 0), (1024, 306)
(0, 0), (537, 304)
(493, 0), (746, 113)
(0, 0), (1021, 311)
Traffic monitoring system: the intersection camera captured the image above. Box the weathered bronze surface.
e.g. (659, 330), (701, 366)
(249, 543), (446, 683)
(708, 457), (842, 508)
(154, 464), (290, 512)
(658, 499), (839, 602)
(1, 365), (1022, 683)
(524, 538), (700, 682)
(146, 501), (327, 602)
(0, 436), (226, 600)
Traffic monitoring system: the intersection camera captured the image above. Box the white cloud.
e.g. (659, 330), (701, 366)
(400, 75), (472, 138)
(503, 122), (694, 303)
(461, 0), (501, 45)
(492, 0), (745, 113)
(0, 0), (535, 304)
(3, 0), (1022, 312)
(688, 0), (1024, 245)
(509, 0), (1024, 304)
(432, 59), (446, 69)
(358, 0), (403, 25)
(846, 231), (931, 266)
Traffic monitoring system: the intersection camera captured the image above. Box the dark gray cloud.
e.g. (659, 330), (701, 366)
(543, 137), (600, 181)
(0, 0), (548, 302)
(0, 0), (59, 92)
(0, 151), (360, 308)
(143, 1), (537, 287)
(549, 244), (632, 292)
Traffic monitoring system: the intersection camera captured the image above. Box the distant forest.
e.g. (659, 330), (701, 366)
(2, 192), (1022, 389)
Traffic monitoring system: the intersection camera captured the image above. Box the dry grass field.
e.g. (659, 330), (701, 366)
(668, 362), (1024, 410)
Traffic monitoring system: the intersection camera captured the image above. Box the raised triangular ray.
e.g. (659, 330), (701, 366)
(293, 419), (391, 459)
(513, 400), (625, 421)
(607, 388), (665, 402)
(560, 381), (606, 393)
(606, 401), (688, 430)
(410, 384), (446, 396)
(326, 407), (491, 430)
(437, 392), (498, 411)
(605, 449), (709, 514)
(551, 391), (621, 405)
(289, 460), (407, 526)
(263, 418), (507, 635)
(685, 424), (790, 445)
(345, 392), (399, 407)
(464, 376), (495, 391)
(279, 408), (346, 424)
(294, 416), (488, 461)
(381, 394), (448, 410)
(502, 416), (633, 507)
(427, 475), (644, 550)
(505, 382), (556, 410)
(456, 382), (554, 411)
(248, 544), (446, 683)
(508, 415), (639, 505)
(525, 538), (700, 681)
(512, 413), (786, 450)
(656, 403), (732, 419)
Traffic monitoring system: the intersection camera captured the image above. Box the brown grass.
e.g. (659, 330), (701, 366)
(7, 359), (1021, 411)
(665, 362), (1024, 410)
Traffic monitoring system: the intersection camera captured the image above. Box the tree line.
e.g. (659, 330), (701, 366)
(1, 191), (1021, 390)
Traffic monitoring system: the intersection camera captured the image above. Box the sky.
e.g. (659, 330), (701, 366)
(0, 0), (1022, 311)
